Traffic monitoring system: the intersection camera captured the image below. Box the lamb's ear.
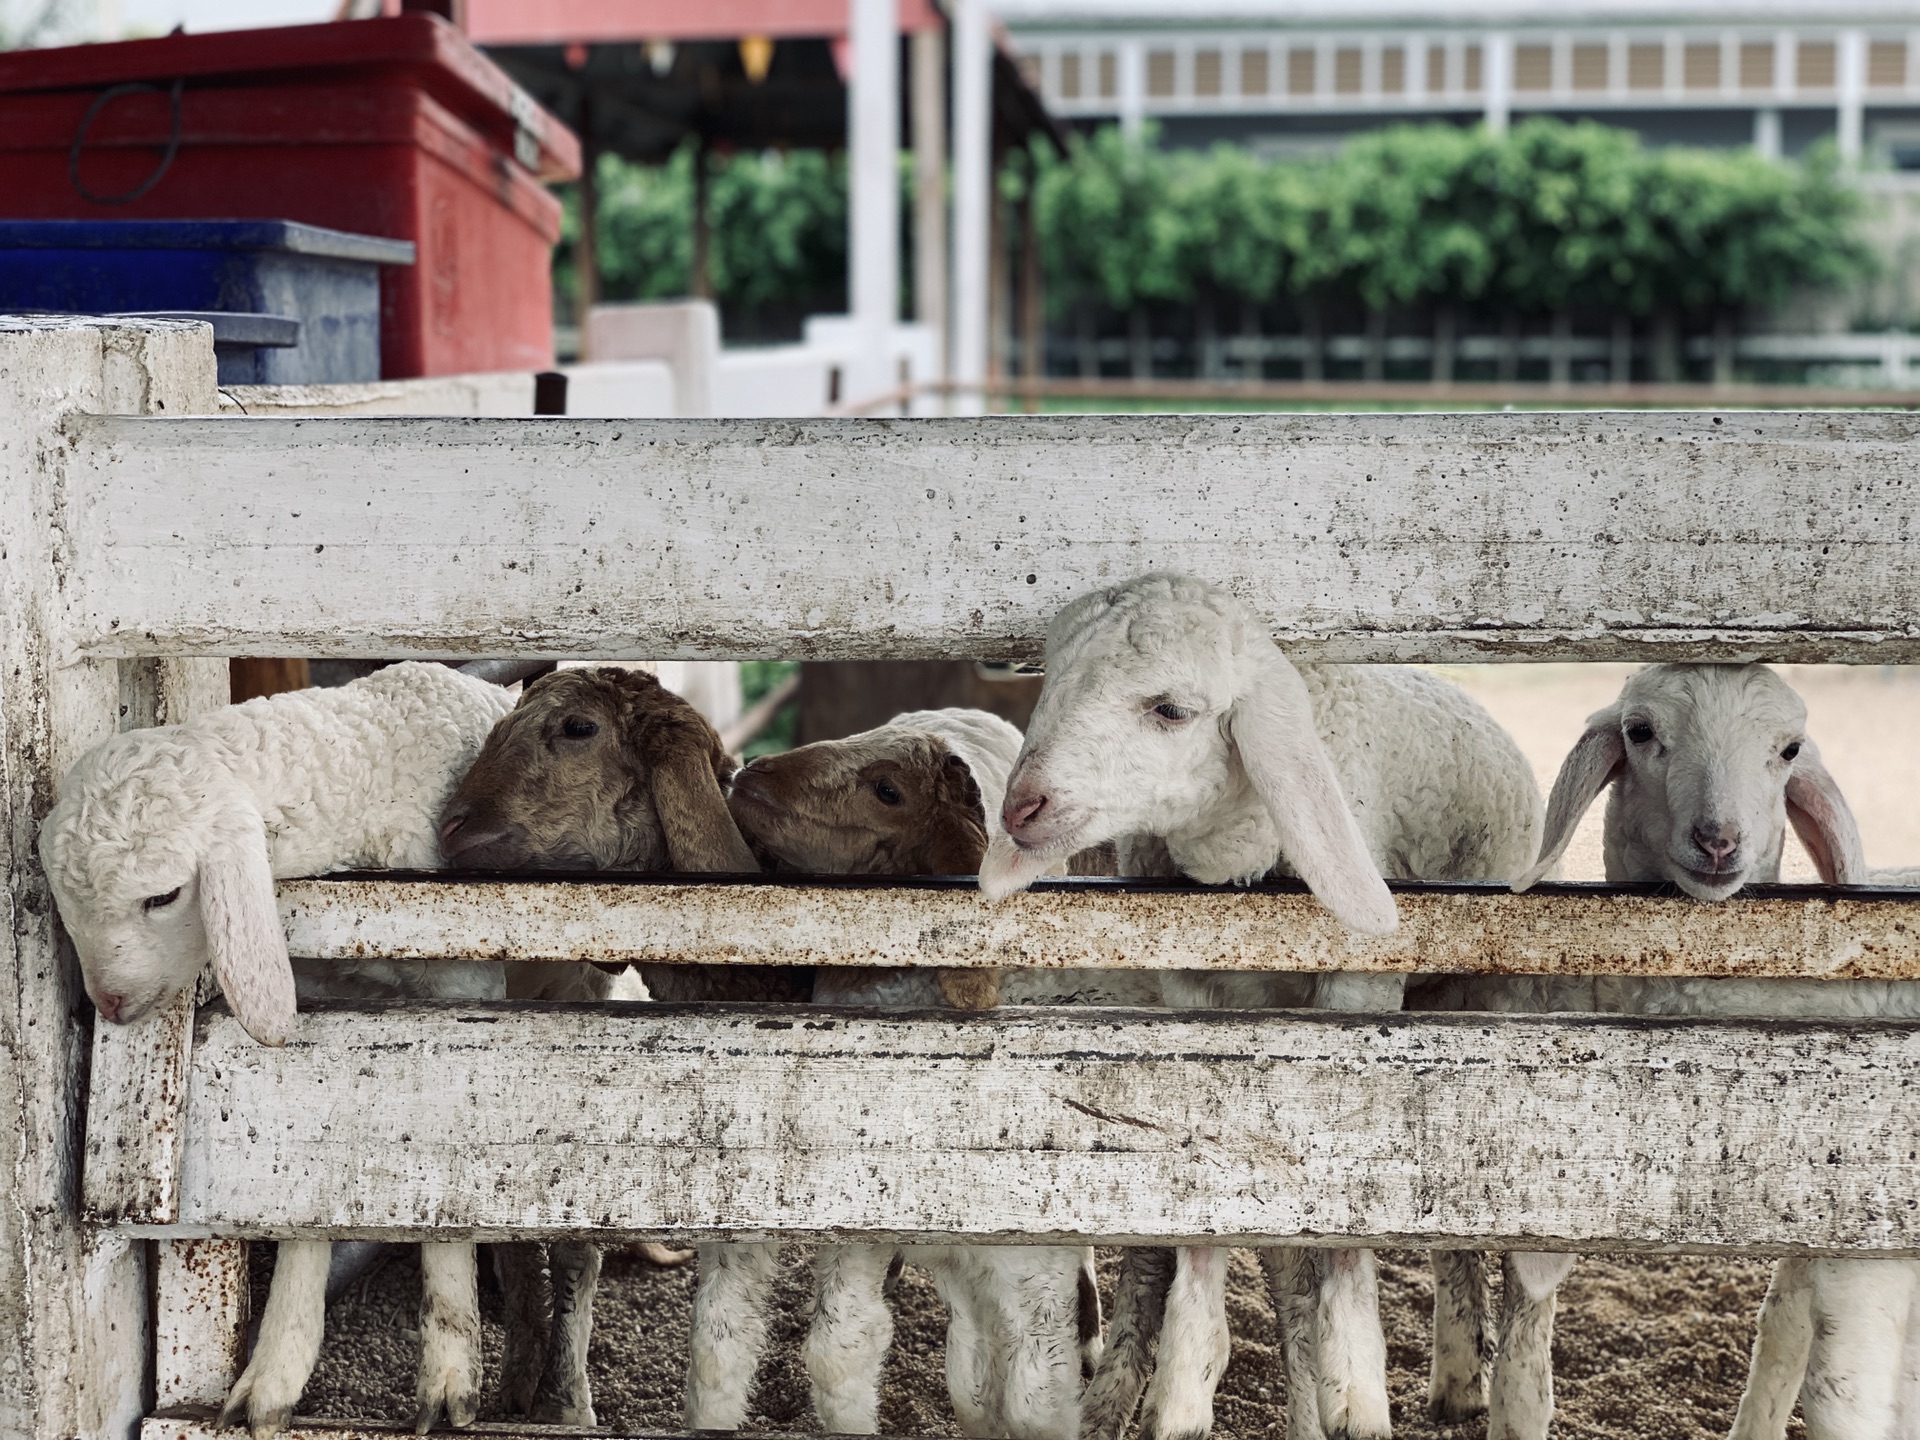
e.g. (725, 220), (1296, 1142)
(1785, 743), (1868, 885)
(922, 754), (991, 875)
(651, 724), (761, 873)
(1230, 648), (1396, 935)
(198, 822), (295, 1046)
(1513, 705), (1624, 892)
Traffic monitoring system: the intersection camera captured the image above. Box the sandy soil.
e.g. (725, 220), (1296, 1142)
(294, 664), (1918, 1437)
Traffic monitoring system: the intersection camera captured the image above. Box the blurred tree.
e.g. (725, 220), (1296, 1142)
(1033, 124), (1190, 313)
(556, 119), (1872, 358)
(557, 146), (849, 336)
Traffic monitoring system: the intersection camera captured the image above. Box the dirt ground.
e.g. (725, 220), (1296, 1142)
(296, 664), (1919, 1437)
(296, 1244), (1790, 1439)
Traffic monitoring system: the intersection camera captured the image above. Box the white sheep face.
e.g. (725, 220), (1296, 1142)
(1604, 665), (1810, 899)
(38, 728), (291, 1040)
(1000, 575), (1254, 865)
(56, 868), (208, 1025)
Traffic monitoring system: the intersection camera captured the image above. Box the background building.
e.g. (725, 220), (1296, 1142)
(999, 0), (1920, 165)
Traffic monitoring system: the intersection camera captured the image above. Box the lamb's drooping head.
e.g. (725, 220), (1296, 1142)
(979, 573), (1396, 935)
(729, 709), (1020, 876)
(1513, 663), (1865, 899)
(38, 727), (295, 1044)
(439, 667), (758, 873)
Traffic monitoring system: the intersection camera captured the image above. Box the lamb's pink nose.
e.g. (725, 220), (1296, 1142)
(1693, 822), (1740, 865)
(1003, 786), (1049, 838)
(93, 990), (127, 1023)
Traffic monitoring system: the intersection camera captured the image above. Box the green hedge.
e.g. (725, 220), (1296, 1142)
(1035, 120), (1871, 317)
(561, 119), (1871, 324)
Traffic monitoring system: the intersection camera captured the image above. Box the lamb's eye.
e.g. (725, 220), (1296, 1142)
(143, 888), (181, 912)
(874, 781), (902, 805)
(1781, 741), (1802, 762)
(561, 716), (599, 739)
(1625, 723), (1655, 745)
(1151, 702), (1194, 723)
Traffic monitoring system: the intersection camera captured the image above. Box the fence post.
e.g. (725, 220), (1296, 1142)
(0, 318), (218, 1439)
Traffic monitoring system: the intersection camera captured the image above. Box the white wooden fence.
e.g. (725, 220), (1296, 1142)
(5, 316), (1920, 1440)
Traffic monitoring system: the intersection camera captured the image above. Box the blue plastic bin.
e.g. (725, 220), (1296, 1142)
(0, 219), (415, 384)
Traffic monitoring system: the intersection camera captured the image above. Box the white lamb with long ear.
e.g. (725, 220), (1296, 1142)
(981, 574), (1543, 1440)
(1501, 662), (1919, 1440)
(37, 662), (514, 1439)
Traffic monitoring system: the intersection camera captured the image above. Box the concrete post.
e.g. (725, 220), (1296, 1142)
(912, 26), (949, 405)
(0, 317), (222, 1440)
(850, 0), (901, 405)
(952, 0), (992, 416)
(1484, 32), (1512, 134)
(1837, 29), (1866, 163)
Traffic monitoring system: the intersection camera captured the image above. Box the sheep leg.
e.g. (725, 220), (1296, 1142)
(992, 1248), (1087, 1440)
(1487, 1251), (1576, 1440)
(414, 1241), (482, 1433)
(1894, 1266), (1920, 1440)
(1081, 1246), (1174, 1440)
(219, 1240), (330, 1440)
(1078, 1247), (1106, 1380)
(529, 1240), (601, 1426)
(494, 1242), (551, 1417)
(1259, 1248), (1326, 1440)
(684, 1240), (783, 1431)
(1427, 1249), (1491, 1421)
(926, 1254), (996, 1437)
(1315, 1248), (1391, 1440)
(1728, 1256), (1814, 1440)
(805, 1243), (897, 1434)
(1800, 1258), (1917, 1440)
(1139, 1246), (1231, 1440)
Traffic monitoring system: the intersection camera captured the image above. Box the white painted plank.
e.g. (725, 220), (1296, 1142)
(83, 989), (197, 1224)
(279, 876), (1920, 981)
(153, 1240), (249, 1410)
(65, 412), (1920, 663)
(156, 1004), (1920, 1256)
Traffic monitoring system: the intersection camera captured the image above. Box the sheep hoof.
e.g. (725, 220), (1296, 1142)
(219, 1362), (300, 1438)
(531, 1398), (598, 1428)
(1427, 1386), (1488, 1423)
(415, 1372), (480, 1433)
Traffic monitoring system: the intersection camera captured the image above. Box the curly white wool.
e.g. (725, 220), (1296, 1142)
(38, 662), (514, 1439)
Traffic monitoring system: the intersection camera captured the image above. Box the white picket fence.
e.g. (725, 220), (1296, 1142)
(4, 316), (1920, 1440)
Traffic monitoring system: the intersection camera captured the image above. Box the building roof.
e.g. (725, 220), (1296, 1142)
(997, 0), (1920, 28)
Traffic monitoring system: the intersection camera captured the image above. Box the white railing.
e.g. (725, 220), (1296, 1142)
(6, 317), (1920, 1440)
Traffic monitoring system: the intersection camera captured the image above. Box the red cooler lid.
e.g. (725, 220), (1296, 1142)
(0, 14), (580, 182)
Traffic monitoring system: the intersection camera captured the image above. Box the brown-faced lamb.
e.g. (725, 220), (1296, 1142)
(693, 708), (1143, 1440)
(436, 666), (802, 1427)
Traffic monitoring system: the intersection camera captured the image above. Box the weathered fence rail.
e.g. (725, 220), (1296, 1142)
(5, 320), (1920, 1440)
(62, 410), (1920, 663)
(101, 1003), (1920, 1257)
(281, 874), (1920, 981)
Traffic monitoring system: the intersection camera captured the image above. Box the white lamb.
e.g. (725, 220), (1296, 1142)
(1497, 662), (1920, 1440)
(38, 662), (513, 1438)
(979, 573), (1543, 1440)
(689, 707), (1143, 1440)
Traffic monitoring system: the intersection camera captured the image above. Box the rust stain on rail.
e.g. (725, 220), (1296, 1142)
(276, 879), (1920, 982)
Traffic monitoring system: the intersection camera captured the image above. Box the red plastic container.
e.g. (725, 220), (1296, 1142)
(0, 16), (580, 378)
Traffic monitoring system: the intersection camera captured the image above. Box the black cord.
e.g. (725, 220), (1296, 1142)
(69, 77), (184, 206)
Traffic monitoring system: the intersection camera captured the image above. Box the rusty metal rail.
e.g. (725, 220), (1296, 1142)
(278, 875), (1920, 981)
